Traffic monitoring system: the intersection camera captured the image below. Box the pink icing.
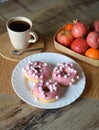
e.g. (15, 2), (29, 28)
(52, 63), (79, 86)
(32, 80), (60, 101)
(23, 61), (51, 81)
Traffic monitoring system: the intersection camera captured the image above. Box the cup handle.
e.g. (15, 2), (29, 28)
(28, 31), (38, 43)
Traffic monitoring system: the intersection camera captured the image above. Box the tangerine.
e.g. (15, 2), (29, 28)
(64, 23), (73, 31)
(85, 48), (99, 59)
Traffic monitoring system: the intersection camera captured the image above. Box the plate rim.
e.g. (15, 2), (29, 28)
(11, 52), (86, 109)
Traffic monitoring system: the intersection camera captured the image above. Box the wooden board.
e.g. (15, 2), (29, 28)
(0, 32), (44, 61)
(53, 27), (99, 67)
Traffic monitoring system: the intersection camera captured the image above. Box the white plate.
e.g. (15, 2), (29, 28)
(11, 52), (86, 109)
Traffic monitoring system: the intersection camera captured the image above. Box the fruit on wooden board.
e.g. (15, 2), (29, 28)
(56, 30), (74, 47)
(64, 23), (73, 31)
(71, 20), (89, 38)
(71, 38), (89, 55)
(85, 48), (99, 59)
(93, 19), (99, 33)
(87, 31), (99, 48)
(56, 19), (99, 60)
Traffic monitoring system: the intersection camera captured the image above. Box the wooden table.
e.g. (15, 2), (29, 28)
(0, 0), (99, 130)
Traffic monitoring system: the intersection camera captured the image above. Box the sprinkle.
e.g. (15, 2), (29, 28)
(49, 84), (52, 89)
(44, 63), (47, 66)
(29, 70), (32, 74)
(26, 65), (30, 70)
(39, 87), (43, 92)
(57, 74), (61, 78)
(32, 73), (36, 76)
(35, 75), (39, 79)
(53, 84), (56, 88)
(64, 74), (67, 78)
(67, 73), (70, 76)
(71, 68), (75, 72)
(71, 78), (75, 82)
(34, 62), (37, 66)
(42, 94), (46, 98)
(41, 91), (44, 95)
(76, 75), (79, 79)
(74, 70), (77, 73)
(39, 83), (43, 87)
(59, 66), (63, 71)
(30, 66), (35, 70)
(56, 96), (59, 99)
(41, 92), (45, 98)
(68, 67), (72, 71)
(34, 69), (38, 73)
(53, 69), (56, 72)
(70, 63), (73, 67)
(40, 75), (44, 79)
(58, 63), (61, 66)
(49, 80), (52, 83)
(55, 82), (58, 85)
(38, 65), (41, 68)
(53, 86), (57, 91)
(40, 80), (44, 83)
(46, 82), (49, 85)
(50, 89), (53, 92)
(40, 69), (42, 73)
(61, 64), (65, 67)
(56, 70), (60, 73)
(65, 64), (68, 67)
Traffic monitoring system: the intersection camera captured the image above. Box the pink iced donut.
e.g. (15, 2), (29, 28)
(32, 80), (60, 103)
(23, 61), (51, 82)
(52, 63), (79, 86)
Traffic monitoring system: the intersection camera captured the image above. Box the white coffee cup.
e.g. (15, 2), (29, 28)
(6, 16), (38, 50)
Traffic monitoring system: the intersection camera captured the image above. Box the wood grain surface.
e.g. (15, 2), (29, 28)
(0, 0), (99, 130)
(0, 94), (99, 130)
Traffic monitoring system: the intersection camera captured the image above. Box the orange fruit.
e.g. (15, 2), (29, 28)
(85, 48), (99, 59)
(64, 23), (73, 31)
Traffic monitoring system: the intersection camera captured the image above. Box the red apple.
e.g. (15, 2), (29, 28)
(71, 38), (89, 55)
(86, 31), (99, 48)
(56, 30), (74, 47)
(93, 20), (99, 33)
(72, 20), (89, 38)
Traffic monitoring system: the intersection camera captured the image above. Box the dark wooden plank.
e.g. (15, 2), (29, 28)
(0, 96), (99, 130)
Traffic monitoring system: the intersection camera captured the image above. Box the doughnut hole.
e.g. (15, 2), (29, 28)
(43, 86), (50, 92)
